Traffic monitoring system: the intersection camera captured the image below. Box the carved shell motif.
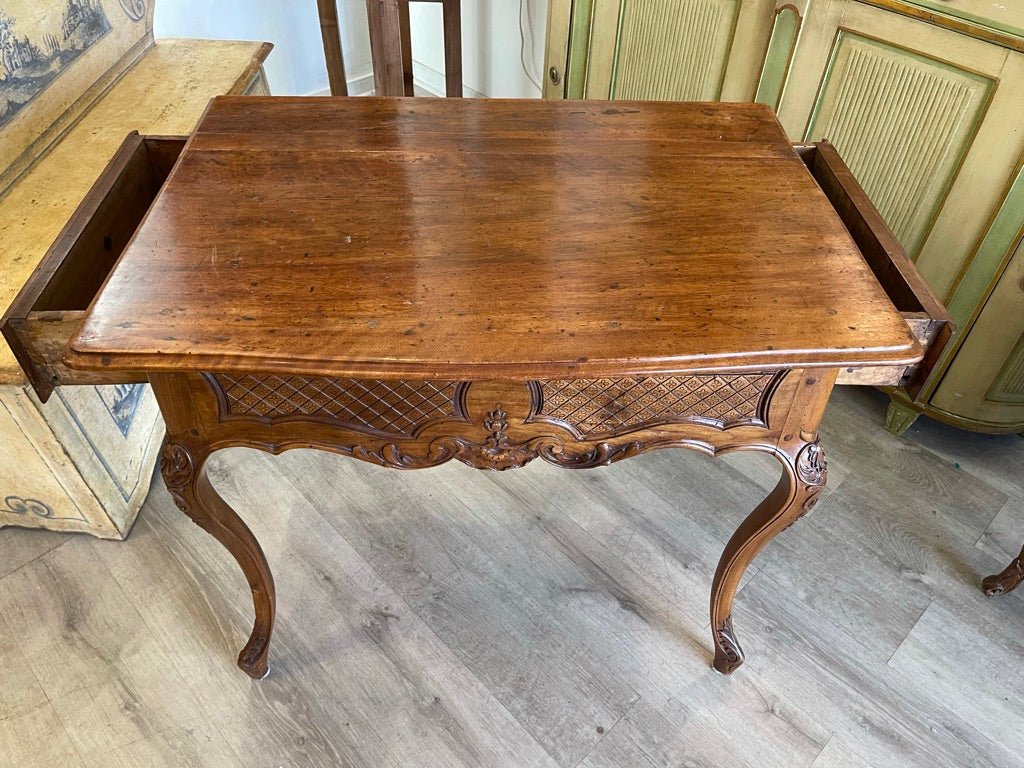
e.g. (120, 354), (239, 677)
(796, 441), (827, 487)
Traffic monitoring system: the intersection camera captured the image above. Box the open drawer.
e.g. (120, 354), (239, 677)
(796, 141), (953, 397)
(1, 132), (187, 402)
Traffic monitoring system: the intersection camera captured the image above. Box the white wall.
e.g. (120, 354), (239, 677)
(409, 0), (546, 98)
(154, 0), (547, 98)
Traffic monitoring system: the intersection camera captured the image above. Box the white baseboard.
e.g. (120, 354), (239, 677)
(346, 71), (377, 96)
(304, 63), (483, 98)
(305, 69), (375, 97)
(411, 60), (485, 98)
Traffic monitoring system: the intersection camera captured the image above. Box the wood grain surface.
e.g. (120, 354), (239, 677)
(65, 97), (920, 379)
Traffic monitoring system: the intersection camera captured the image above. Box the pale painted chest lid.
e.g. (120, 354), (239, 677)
(0, 0), (155, 195)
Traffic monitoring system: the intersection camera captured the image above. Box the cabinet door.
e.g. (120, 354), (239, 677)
(777, 0), (1024, 302)
(564, 0), (776, 101)
(930, 237), (1024, 428)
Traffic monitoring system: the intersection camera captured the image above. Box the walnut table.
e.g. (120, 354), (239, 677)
(16, 97), (951, 678)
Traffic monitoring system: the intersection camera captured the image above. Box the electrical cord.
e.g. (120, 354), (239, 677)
(519, 0), (543, 92)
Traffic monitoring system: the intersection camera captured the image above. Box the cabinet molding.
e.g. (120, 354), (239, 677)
(857, 0), (1024, 52)
(755, 4), (803, 110)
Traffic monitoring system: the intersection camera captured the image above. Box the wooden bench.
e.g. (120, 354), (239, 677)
(0, 2), (270, 538)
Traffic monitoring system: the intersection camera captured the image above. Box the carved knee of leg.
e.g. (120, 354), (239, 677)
(160, 441), (214, 531)
(789, 439), (827, 524)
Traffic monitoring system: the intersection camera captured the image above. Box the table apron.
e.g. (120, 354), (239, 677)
(148, 369), (831, 472)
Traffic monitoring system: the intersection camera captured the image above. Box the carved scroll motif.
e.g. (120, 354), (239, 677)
(119, 1), (147, 22)
(333, 434), (646, 473)
(714, 616), (744, 674)
(159, 441), (220, 538)
(786, 440), (828, 525)
(160, 442), (194, 512)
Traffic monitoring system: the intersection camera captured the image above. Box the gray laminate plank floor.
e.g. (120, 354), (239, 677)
(1, 387), (1022, 768)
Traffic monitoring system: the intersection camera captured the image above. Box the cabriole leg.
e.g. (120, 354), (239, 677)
(160, 440), (277, 679)
(710, 440), (827, 673)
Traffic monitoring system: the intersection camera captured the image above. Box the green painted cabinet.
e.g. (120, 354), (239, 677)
(551, 0), (777, 101)
(543, 0), (1024, 433)
(930, 236), (1024, 428)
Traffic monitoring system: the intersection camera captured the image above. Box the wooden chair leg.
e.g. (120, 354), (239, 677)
(368, 0), (462, 98)
(442, 0), (462, 97)
(316, 0), (349, 96)
(367, 0), (407, 96)
(398, 0), (415, 96)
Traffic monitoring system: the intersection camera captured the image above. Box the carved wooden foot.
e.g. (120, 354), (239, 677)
(983, 545), (1024, 596)
(160, 441), (277, 679)
(710, 440), (826, 674)
(885, 399), (920, 436)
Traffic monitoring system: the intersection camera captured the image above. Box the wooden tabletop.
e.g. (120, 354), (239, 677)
(67, 97), (920, 379)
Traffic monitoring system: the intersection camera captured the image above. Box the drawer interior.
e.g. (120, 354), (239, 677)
(2, 133), (187, 401)
(796, 142), (953, 396)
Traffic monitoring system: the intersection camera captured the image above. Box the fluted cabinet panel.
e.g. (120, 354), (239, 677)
(614, 0), (741, 100)
(805, 32), (994, 258)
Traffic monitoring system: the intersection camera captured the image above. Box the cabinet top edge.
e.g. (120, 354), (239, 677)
(857, 0), (1024, 52)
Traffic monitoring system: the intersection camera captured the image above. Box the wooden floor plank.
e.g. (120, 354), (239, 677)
(0, 539), (208, 762)
(95, 479), (412, 768)
(977, 496), (1024, 567)
(106, 457), (549, 768)
(440, 460), (830, 767)
(0, 608), (48, 721)
(888, 597), (1024, 756)
(273, 450), (641, 767)
(809, 736), (877, 768)
(739, 574), (1019, 768)
(236, 452), (564, 768)
(0, 700), (85, 768)
(0, 524), (68, 579)
(81, 719), (244, 768)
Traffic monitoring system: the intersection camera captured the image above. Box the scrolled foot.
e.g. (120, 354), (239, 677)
(712, 616), (744, 674)
(982, 557), (1024, 597)
(238, 631), (271, 679)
